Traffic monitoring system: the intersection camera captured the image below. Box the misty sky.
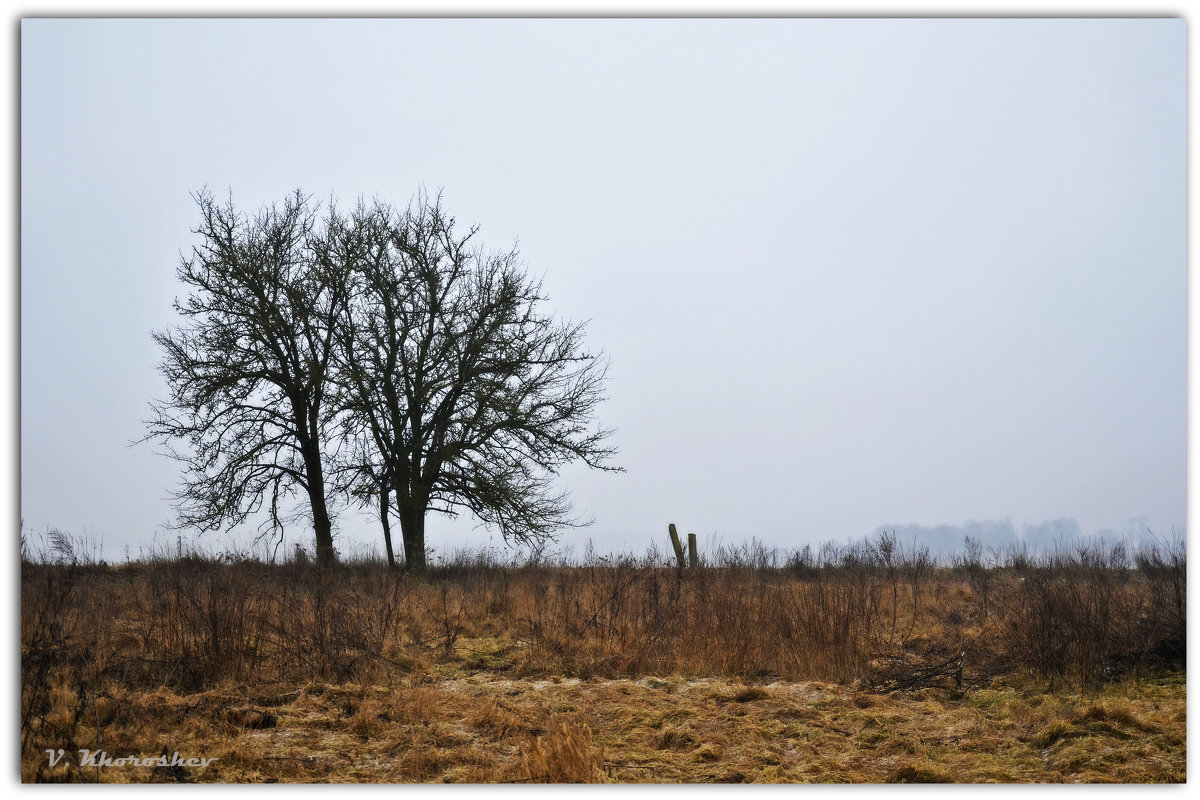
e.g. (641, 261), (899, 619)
(20, 18), (1185, 560)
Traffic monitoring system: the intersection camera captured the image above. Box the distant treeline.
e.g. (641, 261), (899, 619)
(862, 517), (1177, 561)
(20, 517), (1183, 570)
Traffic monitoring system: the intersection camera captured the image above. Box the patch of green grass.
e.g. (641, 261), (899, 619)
(891, 762), (954, 783)
(853, 728), (890, 747)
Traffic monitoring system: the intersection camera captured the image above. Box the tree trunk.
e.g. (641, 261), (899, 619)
(298, 434), (336, 568)
(398, 503), (427, 574)
(380, 486), (397, 569)
(311, 491), (336, 567)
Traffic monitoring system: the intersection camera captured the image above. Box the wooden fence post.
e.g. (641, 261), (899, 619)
(668, 523), (686, 571)
(687, 533), (698, 569)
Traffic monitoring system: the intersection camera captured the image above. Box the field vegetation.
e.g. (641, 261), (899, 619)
(21, 531), (1186, 783)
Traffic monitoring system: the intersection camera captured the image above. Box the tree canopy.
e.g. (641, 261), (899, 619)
(146, 189), (620, 570)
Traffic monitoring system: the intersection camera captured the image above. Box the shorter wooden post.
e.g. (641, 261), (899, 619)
(687, 533), (698, 569)
(668, 523), (686, 570)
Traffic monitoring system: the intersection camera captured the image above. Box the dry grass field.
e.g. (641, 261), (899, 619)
(21, 533), (1186, 783)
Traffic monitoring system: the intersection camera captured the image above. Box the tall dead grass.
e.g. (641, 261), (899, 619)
(21, 528), (1185, 775)
(519, 718), (606, 783)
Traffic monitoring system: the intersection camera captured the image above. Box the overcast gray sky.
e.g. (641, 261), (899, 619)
(20, 18), (1185, 560)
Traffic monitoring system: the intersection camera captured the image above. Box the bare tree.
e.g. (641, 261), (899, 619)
(332, 192), (620, 572)
(144, 189), (349, 566)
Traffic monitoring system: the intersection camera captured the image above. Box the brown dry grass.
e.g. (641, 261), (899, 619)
(19, 673), (1185, 783)
(20, 534), (1186, 782)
